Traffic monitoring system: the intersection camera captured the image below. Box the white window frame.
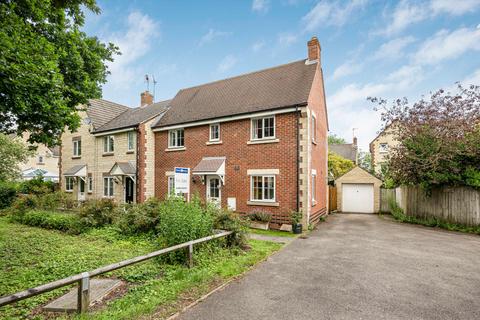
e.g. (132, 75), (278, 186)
(379, 143), (389, 153)
(312, 170), (317, 205)
(251, 116), (275, 141)
(168, 129), (184, 148)
(209, 123), (220, 142)
(127, 131), (135, 151)
(103, 135), (115, 153)
(87, 176), (93, 193)
(65, 177), (74, 192)
(167, 175), (175, 195)
(103, 177), (114, 197)
(250, 175), (276, 202)
(311, 114), (317, 143)
(73, 140), (82, 157)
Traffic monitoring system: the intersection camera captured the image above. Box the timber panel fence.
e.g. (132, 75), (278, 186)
(328, 186), (337, 212)
(380, 188), (396, 213)
(0, 230), (232, 313)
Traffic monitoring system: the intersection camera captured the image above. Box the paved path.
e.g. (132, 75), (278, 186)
(178, 214), (480, 320)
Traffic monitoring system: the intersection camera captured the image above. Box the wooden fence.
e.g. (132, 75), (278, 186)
(0, 230), (232, 313)
(380, 186), (480, 226)
(328, 186), (337, 212)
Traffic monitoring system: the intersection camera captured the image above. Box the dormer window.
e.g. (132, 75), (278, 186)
(251, 116), (275, 140)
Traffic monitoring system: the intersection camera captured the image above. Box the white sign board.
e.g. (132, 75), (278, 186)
(174, 167), (190, 195)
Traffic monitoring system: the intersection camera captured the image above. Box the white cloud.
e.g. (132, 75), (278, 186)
(331, 60), (362, 81)
(251, 40), (266, 52)
(414, 27), (480, 65)
(252, 0), (270, 13)
(277, 32), (298, 46)
(106, 11), (159, 89)
(373, 36), (416, 60)
(460, 68), (480, 87)
(198, 29), (232, 46)
(430, 0), (480, 16)
(302, 0), (368, 31)
(217, 55), (237, 73)
(378, 0), (480, 36)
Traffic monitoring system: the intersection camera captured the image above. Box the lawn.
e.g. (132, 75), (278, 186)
(248, 228), (297, 238)
(0, 217), (281, 319)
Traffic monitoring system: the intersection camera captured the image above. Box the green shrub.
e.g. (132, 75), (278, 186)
(290, 211), (302, 225)
(36, 191), (76, 211)
(11, 210), (85, 234)
(0, 181), (18, 209)
(8, 194), (38, 215)
(248, 209), (272, 223)
(156, 197), (214, 262)
(116, 198), (162, 235)
(18, 176), (55, 195)
(79, 199), (117, 227)
(213, 209), (248, 247)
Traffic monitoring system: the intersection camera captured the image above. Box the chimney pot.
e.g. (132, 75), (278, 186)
(353, 136), (358, 146)
(140, 91), (153, 107)
(307, 36), (321, 62)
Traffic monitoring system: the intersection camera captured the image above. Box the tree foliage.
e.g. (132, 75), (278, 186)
(328, 134), (347, 145)
(0, 0), (118, 146)
(357, 151), (372, 173)
(369, 85), (480, 190)
(328, 151), (355, 179)
(0, 133), (33, 181)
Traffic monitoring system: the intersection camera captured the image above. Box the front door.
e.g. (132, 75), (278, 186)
(125, 177), (135, 203)
(78, 178), (85, 201)
(206, 176), (221, 207)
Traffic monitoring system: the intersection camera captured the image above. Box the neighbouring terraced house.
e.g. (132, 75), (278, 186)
(152, 37), (328, 228)
(369, 124), (399, 175)
(60, 95), (170, 203)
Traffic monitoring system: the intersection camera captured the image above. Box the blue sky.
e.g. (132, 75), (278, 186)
(84, 0), (480, 150)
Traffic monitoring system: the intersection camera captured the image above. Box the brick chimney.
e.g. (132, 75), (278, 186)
(307, 36), (321, 62)
(353, 136), (358, 146)
(140, 91), (153, 107)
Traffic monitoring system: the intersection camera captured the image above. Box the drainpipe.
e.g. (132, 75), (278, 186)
(296, 105), (300, 212)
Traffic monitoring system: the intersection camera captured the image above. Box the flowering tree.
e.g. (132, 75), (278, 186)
(369, 85), (480, 191)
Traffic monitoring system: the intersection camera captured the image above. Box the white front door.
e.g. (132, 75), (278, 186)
(342, 183), (374, 213)
(78, 178), (86, 201)
(206, 176), (221, 207)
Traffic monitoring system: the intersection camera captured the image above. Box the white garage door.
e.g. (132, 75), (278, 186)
(342, 183), (374, 213)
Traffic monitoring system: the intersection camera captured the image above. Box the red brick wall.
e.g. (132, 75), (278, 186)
(308, 65), (328, 223)
(154, 113), (298, 226)
(137, 123), (147, 203)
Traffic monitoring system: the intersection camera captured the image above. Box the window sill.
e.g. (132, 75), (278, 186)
(36, 163), (45, 165)
(65, 190), (73, 193)
(126, 150), (135, 154)
(247, 138), (279, 145)
(102, 153), (114, 157)
(206, 140), (222, 145)
(165, 147), (186, 152)
(247, 200), (279, 207)
(71, 156), (81, 159)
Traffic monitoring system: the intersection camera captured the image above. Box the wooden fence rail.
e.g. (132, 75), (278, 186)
(0, 230), (233, 313)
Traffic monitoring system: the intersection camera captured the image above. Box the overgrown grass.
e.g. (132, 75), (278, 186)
(388, 200), (480, 235)
(248, 228), (296, 238)
(0, 217), (281, 319)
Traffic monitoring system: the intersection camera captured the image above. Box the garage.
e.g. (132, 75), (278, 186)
(342, 183), (374, 213)
(335, 167), (382, 213)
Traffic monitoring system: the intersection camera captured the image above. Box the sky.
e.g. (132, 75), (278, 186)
(83, 0), (480, 151)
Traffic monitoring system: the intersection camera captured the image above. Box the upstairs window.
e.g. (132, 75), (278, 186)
(103, 135), (114, 153)
(252, 116), (275, 140)
(38, 156), (44, 164)
(379, 143), (389, 153)
(127, 131), (136, 151)
(168, 129), (184, 148)
(73, 140), (82, 157)
(312, 114), (317, 143)
(209, 124), (220, 141)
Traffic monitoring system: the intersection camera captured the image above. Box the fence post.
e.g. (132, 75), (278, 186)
(77, 272), (90, 313)
(188, 243), (193, 268)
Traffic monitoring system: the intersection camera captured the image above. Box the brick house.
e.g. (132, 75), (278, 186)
(152, 37), (328, 228)
(60, 94), (170, 203)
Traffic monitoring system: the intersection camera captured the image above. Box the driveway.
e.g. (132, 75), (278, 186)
(178, 214), (480, 320)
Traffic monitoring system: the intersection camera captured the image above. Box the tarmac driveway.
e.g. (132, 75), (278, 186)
(178, 214), (480, 320)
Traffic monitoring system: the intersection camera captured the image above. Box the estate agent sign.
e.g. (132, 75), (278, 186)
(174, 167), (190, 196)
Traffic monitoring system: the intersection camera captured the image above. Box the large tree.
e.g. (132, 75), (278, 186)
(0, 133), (33, 181)
(328, 134), (346, 145)
(328, 152), (355, 179)
(369, 85), (480, 190)
(0, 0), (118, 147)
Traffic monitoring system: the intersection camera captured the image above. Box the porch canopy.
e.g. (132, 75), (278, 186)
(192, 157), (225, 184)
(63, 165), (87, 177)
(109, 162), (136, 178)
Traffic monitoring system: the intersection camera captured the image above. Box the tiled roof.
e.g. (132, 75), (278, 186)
(110, 162), (136, 175)
(93, 99), (171, 134)
(329, 144), (357, 162)
(153, 59), (318, 128)
(63, 164), (86, 176)
(192, 157), (226, 173)
(85, 99), (130, 129)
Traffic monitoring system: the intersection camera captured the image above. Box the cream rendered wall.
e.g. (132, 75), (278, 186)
(19, 135), (59, 176)
(371, 126), (399, 175)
